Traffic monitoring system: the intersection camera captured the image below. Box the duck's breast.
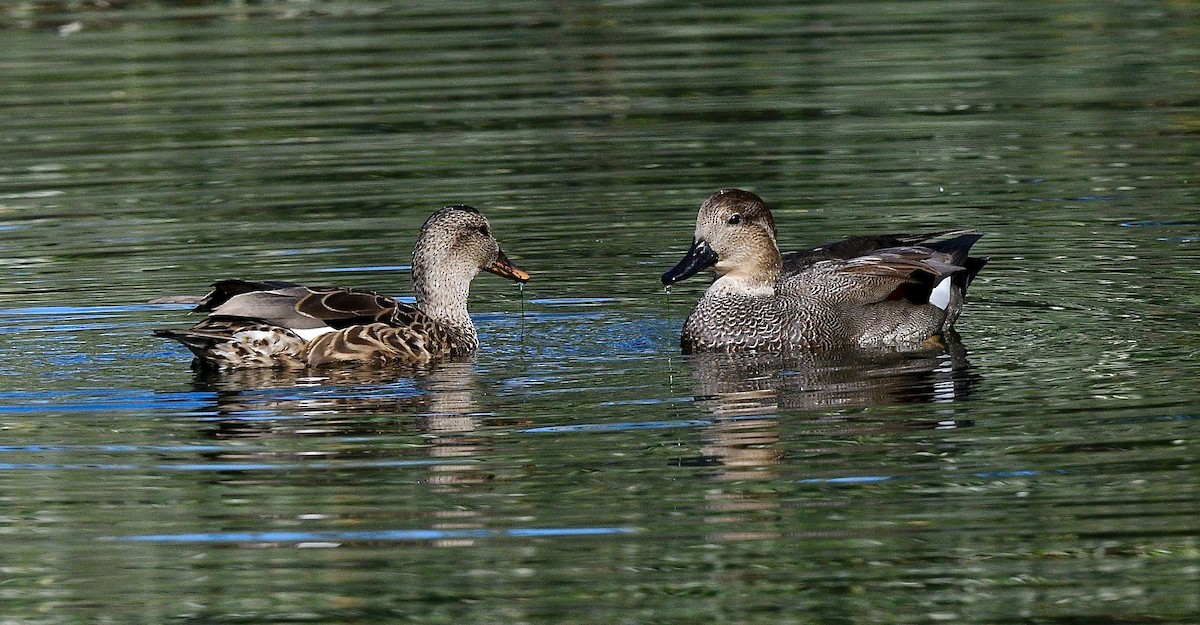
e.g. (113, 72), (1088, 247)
(682, 292), (813, 352)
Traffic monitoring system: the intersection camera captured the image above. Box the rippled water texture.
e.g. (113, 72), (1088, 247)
(1, 2), (1198, 623)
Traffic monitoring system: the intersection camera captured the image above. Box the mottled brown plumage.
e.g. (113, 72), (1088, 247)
(662, 189), (987, 353)
(154, 206), (529, 369)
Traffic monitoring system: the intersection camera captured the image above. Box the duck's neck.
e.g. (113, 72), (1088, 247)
(708, 274), (777, 298)
(413, 265), (477, 338)
(710, 250), (781, 298)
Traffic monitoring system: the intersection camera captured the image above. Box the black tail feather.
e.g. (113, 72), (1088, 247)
(194, 279), (300, 312)
(922, 232), (987, 294)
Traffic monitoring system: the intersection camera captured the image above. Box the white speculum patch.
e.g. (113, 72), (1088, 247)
(929, 277), (952, 310)
(289, 327), (337, 341)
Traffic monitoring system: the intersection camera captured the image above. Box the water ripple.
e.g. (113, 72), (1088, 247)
(114, 526), (640, 544)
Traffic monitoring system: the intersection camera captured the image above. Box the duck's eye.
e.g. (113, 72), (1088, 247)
(477, 225), (490, 236)
(726, 214), (741, 225)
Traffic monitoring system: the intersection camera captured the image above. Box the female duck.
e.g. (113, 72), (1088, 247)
(662, 189), (986, 353)
(155, 205), (529, 369)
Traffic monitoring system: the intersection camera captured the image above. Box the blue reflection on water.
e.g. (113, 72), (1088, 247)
(315, 264), (411, 273)
(0, 304), (179, 316)
(116, 526), (639, 543)
(526, 297), (618, 306)
(522, 418), (716, 433)
(798, 469), (1044, 485)
(0, 458), (462, 472)
(0, 444), (228, 453)
(0, 389), (213, 414)
(0, 381), (425, 416)
(1119, 220), (1198, 227)
(1030, 195), (1120, 202)
(522, 413), (778, 434)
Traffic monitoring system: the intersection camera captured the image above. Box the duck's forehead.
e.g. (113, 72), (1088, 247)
(432, 208), (486, 229)
(453, 211), (486, 226)
(700, 195), (764, 222)
(700, 197), (732, 219)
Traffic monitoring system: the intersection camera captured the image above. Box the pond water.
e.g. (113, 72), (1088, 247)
(1, 1), (1198, 623)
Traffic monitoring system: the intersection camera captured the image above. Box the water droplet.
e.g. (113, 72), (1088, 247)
(663, 285), (671, 295)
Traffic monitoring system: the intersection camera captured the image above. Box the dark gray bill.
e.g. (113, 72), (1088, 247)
(661, 239), (717, 286)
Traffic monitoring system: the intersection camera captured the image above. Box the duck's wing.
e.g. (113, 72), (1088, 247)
(783, 230), (979, 273)
(155, 282), (446, 368)
(196, 279), (419, 330)
(782, 243), (978, 309)
(292, 286), (422, 328)
(302, 322), (448, 366)
(192, 279), (303, 312)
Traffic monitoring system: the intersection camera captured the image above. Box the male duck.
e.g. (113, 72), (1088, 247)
(662, 189), (987, 353)
(155, 205), (529, 369)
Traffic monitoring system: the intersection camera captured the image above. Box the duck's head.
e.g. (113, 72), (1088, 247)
(413, 205), (529, 302)
(661, 189), (781, 288)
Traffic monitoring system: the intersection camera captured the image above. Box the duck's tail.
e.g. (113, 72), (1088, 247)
(922, 230), (988, 293)
(154, 319), (307, 369)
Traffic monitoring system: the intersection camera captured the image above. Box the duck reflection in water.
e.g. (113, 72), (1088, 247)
(679, 333), (977, 542)
(687, 332), (976, 415)
(188, 359), (498, 492)
(681, 334), (975, 471)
